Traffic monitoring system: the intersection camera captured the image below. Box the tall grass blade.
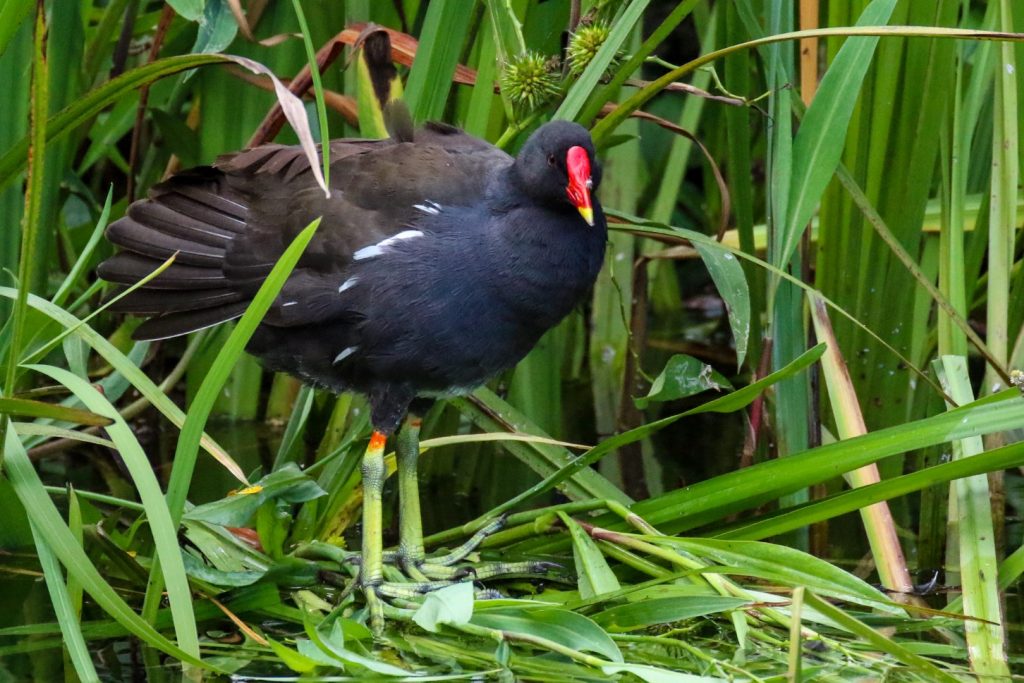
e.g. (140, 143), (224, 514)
(166, 218), (321, 524)
(810, 296), (911, 592)
(801, 592), (960, 682)
(291, 0), (330, 187)
(30, 522), (99, 683)
(576, 0), (700, 127)
(1, 430), (206, 667)
(934, 356), (1009, 677)
(0, 290), (243, 480)
(454, 388), (629, 504)
(2, 1), (47, 460)
(0, 0), (31, 58)
(592, 26), (1024, 145)
(140, 218), (319, 626)
(985, 0), (1019, 397)
(608, 392), (1024, 535)
(555, 0), (652, 122)
(719, 440), (1024, 541)
(27, 364), (200, 660)
(779, 0), (898, 266)
(403, 0), (473, 122)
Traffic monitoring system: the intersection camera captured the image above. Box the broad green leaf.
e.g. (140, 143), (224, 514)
(694, 243), (750, 368)
(635, 355), (733, 409)
(184, 463), (326, 527)
(267, 637), (318, 673)
(192, 0), (238, 54)
(167, 0), (204, 21)
(593, 595), (749, 633)
(560, 513), (620, 599)
(412, 581), (474, 632)
(180, 552), (263, 588)
(471, 606), (622, 663)
(304, 620), (409, 676)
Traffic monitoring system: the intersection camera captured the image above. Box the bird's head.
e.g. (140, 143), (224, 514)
(511, 121), (602, 226)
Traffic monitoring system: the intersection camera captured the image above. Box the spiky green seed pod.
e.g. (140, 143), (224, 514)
(567, 22), (617, 78)
(501, 51), (560, 114)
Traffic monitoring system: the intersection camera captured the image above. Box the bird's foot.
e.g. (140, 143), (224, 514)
(360, 563), (556, 636)
(382, 515), (562, 582)
(298, 517), (561, 636)
(383, 515), (513, 579)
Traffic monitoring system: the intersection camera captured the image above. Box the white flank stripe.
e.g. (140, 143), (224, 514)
(333, 346), (358, 364)
(353, 230), (423, 260)
(338, 276), (358, 293)
(282, 301), (297, 307)
(383, 229), (424, 244)
(413, 203), (440, 215)
(353, 245), (383, 260)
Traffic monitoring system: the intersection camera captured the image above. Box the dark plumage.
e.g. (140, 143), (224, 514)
(98, 119), (607, 432)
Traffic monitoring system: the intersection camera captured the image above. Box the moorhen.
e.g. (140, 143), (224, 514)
(98, 111), (606, 631)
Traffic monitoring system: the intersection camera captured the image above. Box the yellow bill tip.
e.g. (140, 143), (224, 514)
(578, 206), (595, 226)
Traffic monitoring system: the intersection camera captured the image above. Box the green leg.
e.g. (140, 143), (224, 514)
(396, 416), (427, 574)
(360, 431), (387, 634)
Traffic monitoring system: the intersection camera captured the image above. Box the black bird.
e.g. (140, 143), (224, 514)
(98, 114), (606, 631)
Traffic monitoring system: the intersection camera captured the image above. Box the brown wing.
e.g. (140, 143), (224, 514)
(97, 125), (512, 340)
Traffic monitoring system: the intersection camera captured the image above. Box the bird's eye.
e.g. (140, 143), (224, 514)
(547, 154), (556, 166)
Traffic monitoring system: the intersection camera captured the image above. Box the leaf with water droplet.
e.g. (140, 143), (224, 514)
(636, 355), (733, 409)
